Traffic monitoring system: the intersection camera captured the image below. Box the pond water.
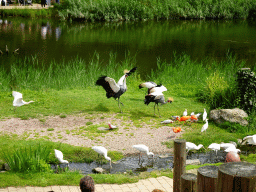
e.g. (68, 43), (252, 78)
(0, 18), (256, 78)
(52, 151), (227, 174)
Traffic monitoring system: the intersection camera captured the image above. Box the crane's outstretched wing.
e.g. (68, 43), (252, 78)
(96, 76), (120, 98)
(139, 81), (157, 89)
(12, 91), (23, 106)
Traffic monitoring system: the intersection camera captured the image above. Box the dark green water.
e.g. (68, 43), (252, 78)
(0, 18), (255, 78)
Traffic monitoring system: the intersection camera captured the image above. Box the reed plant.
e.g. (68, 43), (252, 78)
(2, 143), (51, 173)
(56, 0), (256, 21)
(0, 8), (54, 18)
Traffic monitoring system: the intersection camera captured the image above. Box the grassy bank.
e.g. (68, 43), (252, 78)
(56, 0), (256, 21)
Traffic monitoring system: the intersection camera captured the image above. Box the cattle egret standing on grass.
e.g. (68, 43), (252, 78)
(132, 144), (154, 163)
(201, 119), (208, 132)
(95, 67), (137, 113)
(54, 149), (69, 169)
(12, 91), (34, 111)
(183, 109), (187, 116)
(92, 146), (112, 168)
(203, 108), (207, 121)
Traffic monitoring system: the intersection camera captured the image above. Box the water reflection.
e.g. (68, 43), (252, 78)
(0, 18), (255, 78)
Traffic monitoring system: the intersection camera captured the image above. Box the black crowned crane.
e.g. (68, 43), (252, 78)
(144, 85), (173, 117)
(96, 67), (137, 113)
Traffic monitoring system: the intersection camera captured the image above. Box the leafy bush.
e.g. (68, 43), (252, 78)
(217, 121), (247, 133)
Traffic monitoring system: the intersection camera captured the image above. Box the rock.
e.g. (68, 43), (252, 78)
(4, 163), (10, 171)
(92, 167), (105, 174)
(186, 159), (201, 165)
(210, 108), (248, 126)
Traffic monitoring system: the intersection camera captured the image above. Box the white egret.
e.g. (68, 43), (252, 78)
(92, 146), (112, 168)
(190, 112), (195, 116)
(183, 109), (187, 116)
(12, 91), (34, 111)
(203, 108), (207, 121)
(161, 120), (173, 124)
(242, 134), (256, 145)
(220, 143), (236, 150)
(132, 144), (154, 163)
(201, 119), (208, 132)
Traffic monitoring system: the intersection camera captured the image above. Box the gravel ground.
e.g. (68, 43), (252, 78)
(0, 114), (182, 155)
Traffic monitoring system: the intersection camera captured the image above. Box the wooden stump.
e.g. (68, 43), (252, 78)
(217, 162), (256, 192)
(197, 166), (218, 192)
(181, 173), (197, 192)
(173, 139), (186, 192)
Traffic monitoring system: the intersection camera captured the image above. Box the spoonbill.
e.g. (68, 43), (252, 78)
(203, 108), (207, 121)
(54, 149), (69, 169)
(208, 143), (220, 157)
(224, 145), (241, 153)
(95, 67), (137, 113)
(220, 143), (236, 150)
(144, 85), (173, 117)
(132, 144), (154, 163)
(186, 142), (204, 154)
(92, 146), (112, 168)
(201, 119), (208, 132)
(12, 91), (34, 111)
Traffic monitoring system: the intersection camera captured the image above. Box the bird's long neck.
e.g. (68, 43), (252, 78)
(117, 75), (126, 87)
(24, 101), (34, 105)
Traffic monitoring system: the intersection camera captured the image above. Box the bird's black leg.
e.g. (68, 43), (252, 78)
(118, 98), (123, 113)
(157, 104), (161, 117)
(154, 103), (156, 115)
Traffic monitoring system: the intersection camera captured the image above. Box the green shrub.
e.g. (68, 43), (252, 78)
(218, 121), (247, 133)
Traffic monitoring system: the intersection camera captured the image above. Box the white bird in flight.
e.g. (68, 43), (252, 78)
(54, 149), (69, 165)
(12, 91), (34, 111)
(92, 146), (112, 168)
(132, 144), (154, 163)
(201, 119), (208, 132)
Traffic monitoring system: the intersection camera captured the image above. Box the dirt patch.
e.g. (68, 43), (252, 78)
(0, 114), (182, 155)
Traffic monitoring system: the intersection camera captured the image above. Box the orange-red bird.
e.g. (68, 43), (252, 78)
(190, 115), (198, 122)
(173, 127), (181, 133)
(177, 116), (191, 122)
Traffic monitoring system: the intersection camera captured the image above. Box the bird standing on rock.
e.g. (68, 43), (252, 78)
(96, 67), (137, 113)
(144, 85), (173, 117)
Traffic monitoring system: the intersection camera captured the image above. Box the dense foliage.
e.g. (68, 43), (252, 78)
(56, 0), (256, 21)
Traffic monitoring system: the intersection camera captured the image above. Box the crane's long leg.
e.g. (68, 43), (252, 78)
(157, 104), (161, 117)
(118, 98), (123, 113)
(154, 103), (156, 115)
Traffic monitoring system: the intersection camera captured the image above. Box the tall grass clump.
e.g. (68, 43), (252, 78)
(0, 52), (137, 91)
(56, 0), (256, 21)
(0, 9), (54, 18)
(2, 143), (51, 173)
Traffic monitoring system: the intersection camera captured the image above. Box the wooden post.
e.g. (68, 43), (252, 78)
(197, 166), (218, 192)
(217, 162), (256, 192)
(181, 173), (197, 192)
(173, 139), (186, 192)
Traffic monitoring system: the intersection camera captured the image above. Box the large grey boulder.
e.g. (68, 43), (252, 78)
(210, 108), (248, 126)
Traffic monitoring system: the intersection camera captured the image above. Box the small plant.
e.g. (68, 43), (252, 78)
(47, 128), (54, 131)
(60, 114), (67, 118)
(86, 122), (93, 126)
(39, 118), (46, 123)
(65, 130), (70, 134)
